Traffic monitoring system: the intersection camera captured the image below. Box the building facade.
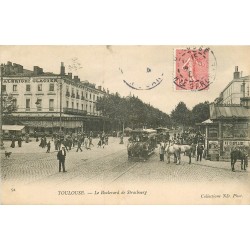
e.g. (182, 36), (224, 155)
(200, 66), (250, 161)
(1, 62), (113, 135)
(215, 66), (250, 105)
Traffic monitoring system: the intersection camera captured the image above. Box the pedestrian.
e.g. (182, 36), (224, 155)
(196, 143), (204, 161)
(46, 141), (51, 153)
(159, 142), (165, 161)
(105, 135), (109, 145)
(76, 140), (82, 152)
(57, 146), (67, 172)
(89, 136), (94, 147)
(97, 138), (102, 148)
(25, 133), (29, 143)
(10, 135), (16, 148)
(18, 136), (22, 147)
(84, 136), (90, 150)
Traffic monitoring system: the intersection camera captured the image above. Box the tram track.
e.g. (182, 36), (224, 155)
(26, 148), (127, 186)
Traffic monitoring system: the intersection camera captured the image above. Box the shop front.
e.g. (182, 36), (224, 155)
(199, 104), (250, 161)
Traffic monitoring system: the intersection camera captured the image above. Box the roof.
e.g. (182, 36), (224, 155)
(210, 103), (250, 120)
(2, 125), (25, 131)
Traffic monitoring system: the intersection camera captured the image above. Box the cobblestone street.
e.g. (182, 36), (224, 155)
(1, 137), (249, 188)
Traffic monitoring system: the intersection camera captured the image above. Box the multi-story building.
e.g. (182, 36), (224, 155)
(1, 62), (111, 135)
(215, 66), (250, 105)
(199, 66), (250, 161)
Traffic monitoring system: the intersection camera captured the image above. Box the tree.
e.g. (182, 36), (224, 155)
(1, 93), (18, 125)
(191, 101), (210, 125)
(2, 93), (17, 115)
(96, 93), (171, 131)
(170, 102), (192, 128)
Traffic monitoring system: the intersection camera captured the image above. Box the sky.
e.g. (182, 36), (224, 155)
(0, 45), (249, 114)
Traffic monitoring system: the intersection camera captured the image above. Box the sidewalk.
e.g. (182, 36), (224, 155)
(180, 154), (249, 172)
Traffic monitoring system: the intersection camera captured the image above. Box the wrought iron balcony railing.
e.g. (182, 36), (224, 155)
(63, 108), (87, 116)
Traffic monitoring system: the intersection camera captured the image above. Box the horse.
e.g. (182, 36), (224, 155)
(165, 143), (181, 164)
(165, 141), (194, 164)
(230, 148), (248, 172)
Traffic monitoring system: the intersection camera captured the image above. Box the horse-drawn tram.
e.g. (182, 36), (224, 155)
(155, 127), (170, 144)
(127, 129), (157, 160)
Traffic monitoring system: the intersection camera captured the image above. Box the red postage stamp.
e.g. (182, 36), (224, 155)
(174, 47), (211, 91)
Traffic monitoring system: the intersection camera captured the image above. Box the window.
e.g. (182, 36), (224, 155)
(241, 84), (244, 93)
(76, 103), (79, 110)
(90, 93), (92, 99)
(49, 84), (54, 91)
(82, 104), (83, 110)
(66, 101), (69, 108)
(86, 104), (88, 110)
(13, 85), (17, 91)
(72, 102), (74, 109)
(2, 85), (6, 92)
(38, 84), (42, 91)
(86, 93), (88, 98)
(36, 99), (42, 111)
(26, 99), (30, 111)
(49, 99), (54, 111)
(26, 84), (31, 91)
(13, 99), (17, 108)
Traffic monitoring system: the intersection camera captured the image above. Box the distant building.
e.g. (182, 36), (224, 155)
(1, 62), (113, 135)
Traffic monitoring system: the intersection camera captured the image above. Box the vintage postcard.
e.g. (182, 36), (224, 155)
(0, 45), (249, 205)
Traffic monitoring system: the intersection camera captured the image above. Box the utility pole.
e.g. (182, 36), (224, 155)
(0, 64), (4, 149)
(59, 78), (62, 132)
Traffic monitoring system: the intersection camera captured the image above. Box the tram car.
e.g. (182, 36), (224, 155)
(155, 127), (170, 144)
(127, 129), (157, 160)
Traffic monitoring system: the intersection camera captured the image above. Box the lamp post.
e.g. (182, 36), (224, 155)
(0, 64), (4, 149)
(57, 78), (63, 133)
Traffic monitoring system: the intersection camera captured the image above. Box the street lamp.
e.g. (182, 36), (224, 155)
(0, 64), (5, 149)
(57, 78), (63, 133)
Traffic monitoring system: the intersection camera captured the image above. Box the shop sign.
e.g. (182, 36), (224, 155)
(208, 140), (220, 154)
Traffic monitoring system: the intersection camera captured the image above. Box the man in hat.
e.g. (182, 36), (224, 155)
(57, 146), (67, 172)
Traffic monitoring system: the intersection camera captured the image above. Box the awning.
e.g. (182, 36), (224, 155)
(2, 125), (25, 131)
(202, 119), (213, 124)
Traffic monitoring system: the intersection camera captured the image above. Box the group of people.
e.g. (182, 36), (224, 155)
(159, 138), (205, 161)
(170, 131), (205, 145)
(10, 135), (23, 148)
(35, 131), (110, 173)
(36, 131), (104, 153)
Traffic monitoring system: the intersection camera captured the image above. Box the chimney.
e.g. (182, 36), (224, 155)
(33, 66), (43, 75)
(234, 66), (240, 79)
(17, 65), (23, 73)
(39, 67), (43, 74)
(74, 76), (80, 82)
(98, 86), (102, 90)
(107, 88), (109, 94)
(7, 61), (12, 66)
(33, 66), (39, 75)
(241, 71), (243, 77)
(68, 73), (72, 79)
(60, 62), (65, 75)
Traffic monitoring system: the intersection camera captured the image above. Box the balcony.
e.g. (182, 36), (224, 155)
(71, 93), (75, 98)
(81, 96), (85, 100)
(63, 108), (87, 116)
(66, 92), (70, 97)
(76, 94), (80, 99)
